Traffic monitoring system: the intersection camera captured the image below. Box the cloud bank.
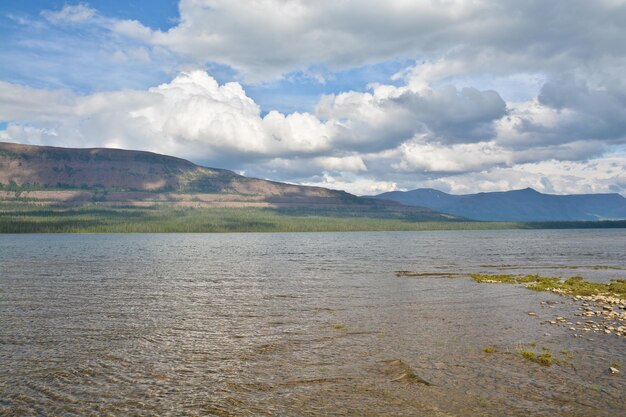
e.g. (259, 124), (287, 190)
(116, 0), (626, 83)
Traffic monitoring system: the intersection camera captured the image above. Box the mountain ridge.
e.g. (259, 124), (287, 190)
(0, 141), (348, 199)
(372, 187), (626, 221)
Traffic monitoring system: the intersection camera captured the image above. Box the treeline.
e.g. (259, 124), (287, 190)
(0, 205), (509, 233)
(0, 204), (624, 233)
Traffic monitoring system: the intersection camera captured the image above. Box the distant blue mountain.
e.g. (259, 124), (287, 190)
(371, 188), (626, 221)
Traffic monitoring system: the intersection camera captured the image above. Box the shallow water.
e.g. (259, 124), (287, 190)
(1, 230), (625, 416)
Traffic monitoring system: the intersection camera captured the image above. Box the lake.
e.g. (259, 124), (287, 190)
(1, 230), (625, 416)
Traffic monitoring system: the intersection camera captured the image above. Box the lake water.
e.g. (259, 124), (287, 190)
(1, 230), (625, 416)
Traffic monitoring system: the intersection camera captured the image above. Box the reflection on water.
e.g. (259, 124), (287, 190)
(1, 230), (625, 416)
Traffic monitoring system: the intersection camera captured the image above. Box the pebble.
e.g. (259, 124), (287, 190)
(609, 367), (620, 375)
(545, 294), (626, 339)
(501, 290), (625, 346)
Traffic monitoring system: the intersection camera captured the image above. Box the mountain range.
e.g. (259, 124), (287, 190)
(2, 141), (625, 223)
(372, 188), (626, 221)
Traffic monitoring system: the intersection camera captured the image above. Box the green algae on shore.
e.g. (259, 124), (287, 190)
(519, 349), (554, 366)
(469, 274), (626, 299)
(397, 269), (626, 299)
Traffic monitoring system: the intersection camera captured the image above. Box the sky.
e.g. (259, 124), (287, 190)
(1, 1), (625, 196)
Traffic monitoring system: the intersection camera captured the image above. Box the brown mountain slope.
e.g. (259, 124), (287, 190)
(0, 142), (452, 219)
(0, 142), (344, 199)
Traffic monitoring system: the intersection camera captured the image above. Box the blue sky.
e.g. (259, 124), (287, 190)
(1, 1), (625, 195)
(2, 1), (180, 30)
(0, 1), (411, 113)
(0, 1), (178, 92)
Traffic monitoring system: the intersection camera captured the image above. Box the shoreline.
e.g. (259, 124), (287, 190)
(396, 271), (626, 341)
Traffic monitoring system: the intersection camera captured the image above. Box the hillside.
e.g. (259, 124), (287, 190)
(372, 188), (626, 221)
(0, 142), (350, 200)
(0, 142), (451, 220)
